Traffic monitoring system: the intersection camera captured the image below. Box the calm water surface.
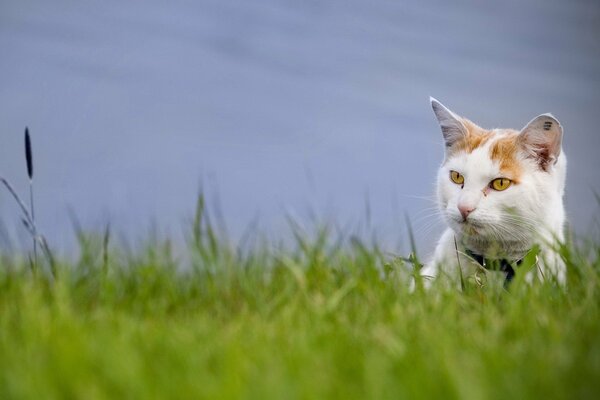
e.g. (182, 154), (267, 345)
(1, 0), (599, 255)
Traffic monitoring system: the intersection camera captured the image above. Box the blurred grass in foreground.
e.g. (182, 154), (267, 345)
(0, 197), (599, 400)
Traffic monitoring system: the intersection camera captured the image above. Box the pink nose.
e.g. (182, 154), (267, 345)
(458, 205), (475, 220)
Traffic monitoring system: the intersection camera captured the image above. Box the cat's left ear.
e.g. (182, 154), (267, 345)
(518, 114), (563, 171)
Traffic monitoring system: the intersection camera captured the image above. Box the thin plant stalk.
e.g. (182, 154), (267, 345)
(25, 128), (37, 267)
(0, 130), (54, 277)
(0, 177), (32, 223)
(30, 184), (36, 267)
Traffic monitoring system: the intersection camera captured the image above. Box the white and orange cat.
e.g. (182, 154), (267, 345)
(422, 98), (567, 284)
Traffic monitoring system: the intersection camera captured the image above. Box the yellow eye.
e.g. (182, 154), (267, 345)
(490, 178), (512, 191)
(450, 170), (464, 185)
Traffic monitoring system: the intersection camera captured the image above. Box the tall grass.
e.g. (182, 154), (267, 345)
(0, 197), (598, 399)
(0, 126), (598, 398)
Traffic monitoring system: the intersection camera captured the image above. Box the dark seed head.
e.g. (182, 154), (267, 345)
(25, 127), (33, 180)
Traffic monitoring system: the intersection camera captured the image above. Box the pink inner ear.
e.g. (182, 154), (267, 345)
(519, 115), (562, 171)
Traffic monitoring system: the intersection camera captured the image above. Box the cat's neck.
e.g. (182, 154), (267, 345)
(457, 231), (531, 260)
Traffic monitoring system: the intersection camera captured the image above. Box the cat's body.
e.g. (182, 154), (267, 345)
(422, 98), (567, 284)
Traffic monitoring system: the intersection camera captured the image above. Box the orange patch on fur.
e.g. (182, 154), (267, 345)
(447, 118), (492, 154)
(489, 131), (522, 181)
(446, 119), (523, 181)
(463, 119), (493, 152)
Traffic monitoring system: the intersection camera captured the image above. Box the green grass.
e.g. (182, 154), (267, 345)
(0, 200), (599, 399)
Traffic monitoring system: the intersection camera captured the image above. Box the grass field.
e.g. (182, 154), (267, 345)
(0, 199), (599, 399)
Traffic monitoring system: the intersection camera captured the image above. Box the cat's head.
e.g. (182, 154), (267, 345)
(430, 98), (566, 256)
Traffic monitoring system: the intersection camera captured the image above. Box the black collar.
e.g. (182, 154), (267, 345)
(464, 248), (525, 285)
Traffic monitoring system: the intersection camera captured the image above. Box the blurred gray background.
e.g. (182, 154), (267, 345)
(1, 0), (599, 256)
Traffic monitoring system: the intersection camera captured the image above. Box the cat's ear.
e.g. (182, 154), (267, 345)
(430, 97), (467, 148)
(518, 113), (563, 170)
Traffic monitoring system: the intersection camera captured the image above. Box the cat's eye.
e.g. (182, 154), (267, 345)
(449, 170), (464, 185)
(490, 178), (512, 191)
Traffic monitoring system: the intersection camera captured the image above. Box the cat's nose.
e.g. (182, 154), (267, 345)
(458, 204), (475, 221)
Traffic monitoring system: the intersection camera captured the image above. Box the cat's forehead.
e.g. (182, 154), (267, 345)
(446, 146), (496, 177)
(446, 123), (523, 181)
(448, 120), (519, 154)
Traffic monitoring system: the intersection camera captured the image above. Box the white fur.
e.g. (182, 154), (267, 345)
(422, 99), (567, 285)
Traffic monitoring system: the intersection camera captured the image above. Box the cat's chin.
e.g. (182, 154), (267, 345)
(448, 221), (532, 259)
(449, 219), (498, 241)
(447, 218), (484, 236)
(458, 221), (481, 235)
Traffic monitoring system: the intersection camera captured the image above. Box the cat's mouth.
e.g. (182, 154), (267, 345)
(454, 218), (484, 235)
(447, 211), (488, 236)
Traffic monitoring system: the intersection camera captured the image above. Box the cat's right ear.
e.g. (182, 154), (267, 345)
(430, 97), (467, 148)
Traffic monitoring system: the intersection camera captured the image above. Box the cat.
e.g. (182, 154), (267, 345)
(421, 98), (567, 285)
